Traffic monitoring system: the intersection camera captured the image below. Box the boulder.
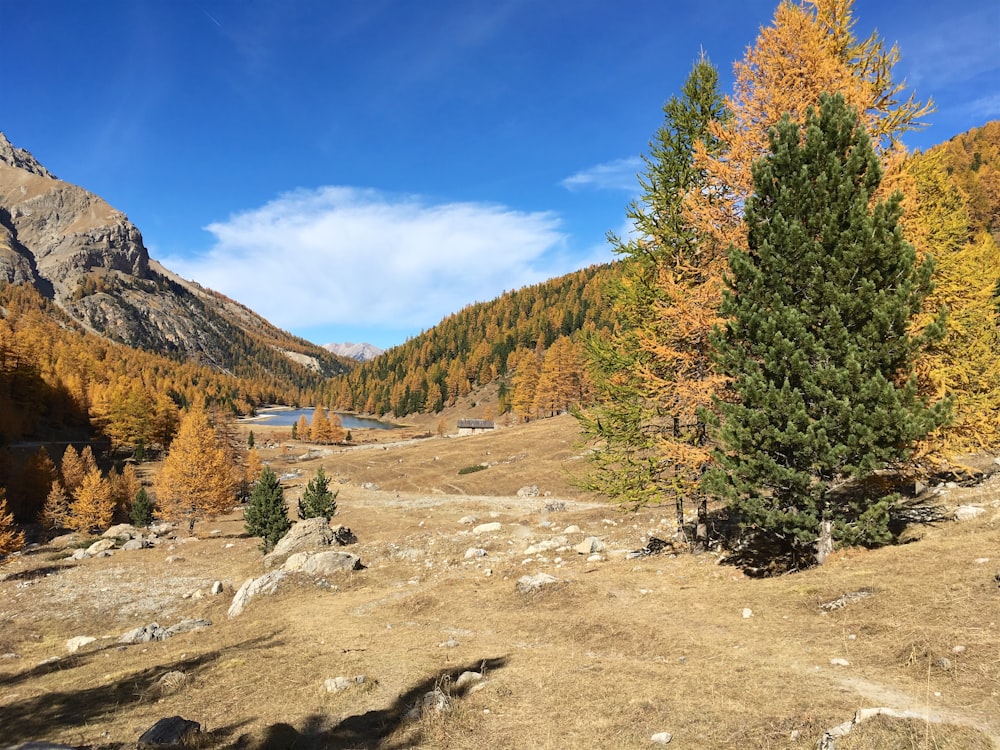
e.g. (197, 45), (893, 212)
(296, 551), (363, 576)
(85, 539), (115, 555)
(516, 573), (561, 594)
(102, 523), (139, 540)
(954, 505), (986, 521)
(573, 537), (605, 555)
(119, 623), (165, 644)
(65, 636), (95, 653)
(228, 570), (289, 618)
(473, 522), (502, 534)
(121, 538), (150, 551)
(137, 716), (201, 748)
(263, 518), (338, 568)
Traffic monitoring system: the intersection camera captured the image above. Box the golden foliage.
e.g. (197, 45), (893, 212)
(153, 405), (239, 531)
(41, 480), (71, 531)
(67, 467), (114, 533)
(0, 490), (25, 558)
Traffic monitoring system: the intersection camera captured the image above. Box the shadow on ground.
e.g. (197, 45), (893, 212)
(0, 634), (282, 744)
(231, 656), (509, 750)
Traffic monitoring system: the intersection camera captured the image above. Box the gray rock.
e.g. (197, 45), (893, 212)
(263, 517), (339, 568)
(574, 536), (605, 555)
(296, 550), (363, 576)
(651, 731), (673, 744)
(65, 636), (95, 653)
(121, 538), (150, 551)
(473, 522), (502, 534)
(457, 515), (478, 525)
(464, 547), (488, 559)
(211, 581), (224, 595)
(137, 716), (201, 748)
(163, 618), (212, 638)
(69, 549), (89, 561)
(103, 523), (139, 540)
(120, 623), (165, 644)
(517, 485), (540, 497)
(324, 676), (354, 693)
(516, 573), (561, 594)
(455, 671), (483, 691)
(228, 570), (289, 618)
(954, 505), (985, 521)
(85, 539), (115, 555)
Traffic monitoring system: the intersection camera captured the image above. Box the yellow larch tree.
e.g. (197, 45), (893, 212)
(0, 490), (25, 559)
(154, 405), (239, 533)
(41, 480), (71, 531)
(67, 467), (114, 533)
(295, 414), (309, 441)
(60, 444), (87, 496)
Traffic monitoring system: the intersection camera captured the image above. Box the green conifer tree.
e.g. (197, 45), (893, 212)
(297, 467), (338, 521)
(130, 487), (154, 528)
(577, 56), (728, 511)
(706, 94), (949, 566)
(244, 466), (291, 552)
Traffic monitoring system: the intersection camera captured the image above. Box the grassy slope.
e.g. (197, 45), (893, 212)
(0, 414), (998, 749)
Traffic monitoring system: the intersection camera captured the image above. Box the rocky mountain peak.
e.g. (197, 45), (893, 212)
(0, 131), (55, 179)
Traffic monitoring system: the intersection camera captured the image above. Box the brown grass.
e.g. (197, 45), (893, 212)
(1, 414), (998, 748)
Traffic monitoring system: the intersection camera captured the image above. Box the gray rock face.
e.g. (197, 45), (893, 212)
(287, 550), (363, 576)
(228, 571), (289, 618)
(263, 518), (346, 569)
(516, 573), (561, 594)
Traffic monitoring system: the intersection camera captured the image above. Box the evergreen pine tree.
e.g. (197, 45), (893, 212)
(130, 487), (154, 528)
(247, 431), (255, 448)
(706, 94), (949, 565)
(244, 466), (291, 552)
(298, 467), (338, 521)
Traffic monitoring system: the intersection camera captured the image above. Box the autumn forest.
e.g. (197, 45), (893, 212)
(2, 0), (1000, 567)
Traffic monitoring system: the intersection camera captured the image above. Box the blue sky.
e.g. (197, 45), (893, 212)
(3, 1), (998, 351)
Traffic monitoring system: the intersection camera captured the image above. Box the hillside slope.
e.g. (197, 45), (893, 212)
(0, 132), (351, 383)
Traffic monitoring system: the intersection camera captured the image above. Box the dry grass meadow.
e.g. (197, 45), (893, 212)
(1, 411), (998, 749)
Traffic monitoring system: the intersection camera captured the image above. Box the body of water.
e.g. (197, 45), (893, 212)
(249, 408), (399, 431)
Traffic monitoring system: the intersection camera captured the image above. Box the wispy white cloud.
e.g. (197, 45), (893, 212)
(561, 157), (642, 192)
(898, 7), (1000, 90)
(163, 187), (569, 336)
(969, 92), (1000, 120)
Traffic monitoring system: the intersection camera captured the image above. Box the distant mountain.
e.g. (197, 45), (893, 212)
(323, 341), (383, 362)
(0, 132), (352, 385)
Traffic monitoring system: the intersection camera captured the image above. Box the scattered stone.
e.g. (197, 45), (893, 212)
(542, 500), (565, 512)
(473, 522), (502, 534)
(333, 525), (358, 545)
(464, 547), (488, 559)
(324, 676), (354, 693)
(586, 554), (603, 562)
(122, 538), (151, 551)
(164, 555), (183, 564)
(69, 549), (90, 561)
(2, 652), (20, 660)
(517, 573), (561, 595)
(263, 517), (346, 569)
(406, 689), (450, 720)
(974, 558), (990, 564)
(438, 638), (459, 649)
(65, 636), (96, 653)
(820, 589), (873, 611)
(293, 550), (364, 576)
(831, 658), (850, 667)
(120, 623), (165, 644)
(954, 505), (985, 521)
(163, 619), (212, 638)
(228, 570), (289, 618)
(211, 581), (224, 595)
(563, 525), (581, 534)
(455, 671), (483, 691)
(103, 523), (139, 540)
(149, 522), (176, 536)
(137, 716), (201, 748)
(626, 537), (671, 559)
(574, 537), (605, 555)
(952, 645), (966, 654)
(935, 657), (952, 671)
(517, 485), (540, 497)
(85, 539), (115, 555)
(741, 608), (753, 619)
(651, 732), (673, 744)
(457, 515), (478, 525)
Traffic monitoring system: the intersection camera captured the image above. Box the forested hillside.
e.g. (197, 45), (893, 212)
(322, 264), (617, 418)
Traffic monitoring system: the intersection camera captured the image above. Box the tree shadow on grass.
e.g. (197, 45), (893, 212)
(231, 656), (509, 750)
(0, 634), (282, 744)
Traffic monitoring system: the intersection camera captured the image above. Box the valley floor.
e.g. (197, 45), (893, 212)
(1, 416), (998, 749)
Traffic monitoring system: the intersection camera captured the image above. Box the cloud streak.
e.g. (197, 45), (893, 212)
(164, 187), (570, 339)
(561, 157), (642, 192)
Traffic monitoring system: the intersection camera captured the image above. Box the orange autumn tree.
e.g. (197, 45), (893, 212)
(67, 467), (114, 533)
(41, 480), (71, 531)
(0, 490), (25, 559)
(154, 405), (239, 533)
